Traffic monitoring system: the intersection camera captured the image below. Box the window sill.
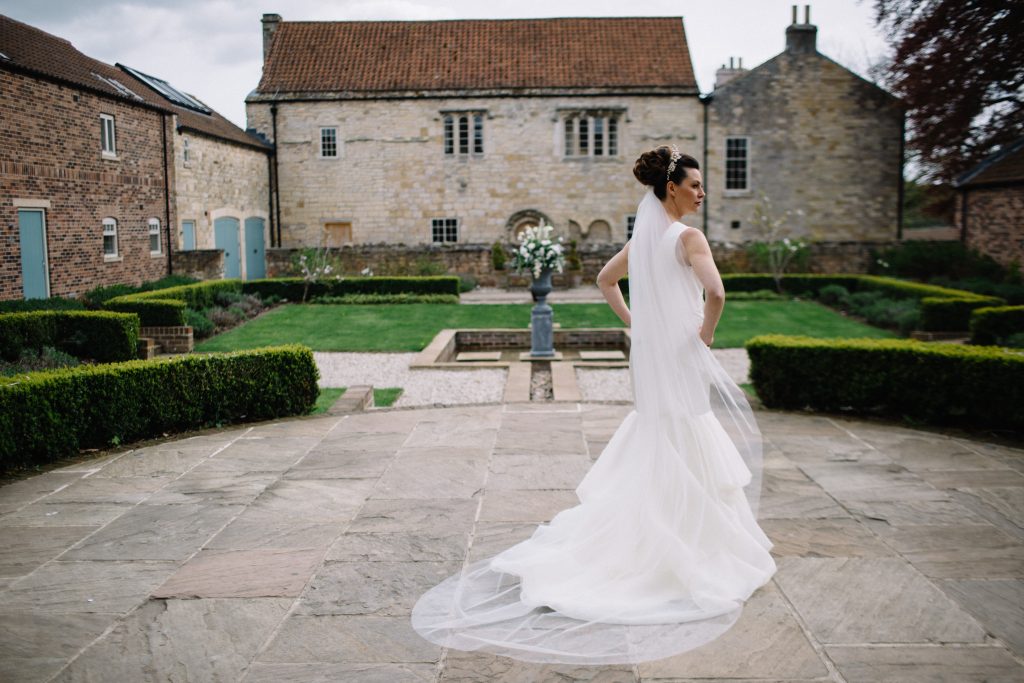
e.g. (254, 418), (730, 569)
(150, 251), (163, 258)
(562, 156), (621, 162)
(318, 155), (340, 160)
(723, 190), (753, 197)
(104, 255), (123, 262)
(102, 152), (119, 161)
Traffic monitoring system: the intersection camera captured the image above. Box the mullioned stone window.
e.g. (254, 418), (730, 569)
(725, 136), (750, 191)
(442, 112), (484, 156)
(561, 110), (622, 158)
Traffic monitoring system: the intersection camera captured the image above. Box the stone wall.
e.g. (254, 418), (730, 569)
(705, 39), (903, 244)
(246, 94), (706, 248)
(958, 185), (1024, 269)
(0, 70), (174, 300)
(172, 128), (270, 279)
(265, 239), (892, 286)
(171, 248), (224, 280)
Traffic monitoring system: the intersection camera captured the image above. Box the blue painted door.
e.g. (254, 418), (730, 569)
(214, 217), (240, 279)
(244, 217), (266, 280)
(18, 209), (49, 299)
(182, 220), (196, 251)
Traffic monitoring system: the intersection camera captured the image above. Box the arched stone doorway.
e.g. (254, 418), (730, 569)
(505, 209), (553, 243)
(587, 219), (613, 243)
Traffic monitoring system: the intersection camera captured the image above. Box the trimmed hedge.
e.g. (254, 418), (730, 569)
(970, 306), (1024, 346)
(105, 280), (243, 326)
(745, 334), (1024, 430)
(0, 311), (139, 362)
(0, 344), (319, 469)
(242, 276), (461, 300)
(0, 297), (85, 313)
(310, 293), (461, 304)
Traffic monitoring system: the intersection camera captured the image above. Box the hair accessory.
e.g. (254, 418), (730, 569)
(666, 145), (682, 180)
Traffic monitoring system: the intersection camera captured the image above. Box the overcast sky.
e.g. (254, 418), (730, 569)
(4, 0), (890, 129)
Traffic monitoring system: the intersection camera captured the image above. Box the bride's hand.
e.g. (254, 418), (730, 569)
(698, 324), (713, 347)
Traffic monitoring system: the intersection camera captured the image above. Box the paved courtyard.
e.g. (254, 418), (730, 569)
(1, 402), (1022, 682)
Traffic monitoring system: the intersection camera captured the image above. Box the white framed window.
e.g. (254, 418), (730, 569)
(319, 127), (338, 158)
(100, 114), (116, 157)
(431, 217), (459, 243)
(103, 217), (118, 258)
(563, 112), (620, 157)
(626, 214), (636, 240)
(725, 136), (750, 191)
(182, 136), (190, 164)
(443, 112), (484, 156)
(148, 218), (161, 255)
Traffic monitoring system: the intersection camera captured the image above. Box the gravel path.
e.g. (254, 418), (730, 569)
(313, 352), (506, 408)
(314, 348), (749, 407)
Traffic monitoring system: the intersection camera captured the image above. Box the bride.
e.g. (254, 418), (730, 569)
(410, 145), (776, 665)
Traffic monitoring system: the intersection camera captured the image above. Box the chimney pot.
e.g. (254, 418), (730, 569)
(804, 5), (810, 24)
(792, 5), (798, 24)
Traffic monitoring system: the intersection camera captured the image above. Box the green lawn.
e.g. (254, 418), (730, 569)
(311, 386), (403, 414)
(195, 301), (895, 353)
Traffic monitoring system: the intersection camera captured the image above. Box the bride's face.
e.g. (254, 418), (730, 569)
(666, 169), (706, 217)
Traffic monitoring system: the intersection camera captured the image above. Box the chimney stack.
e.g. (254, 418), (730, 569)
(785, 4), (817, 54)
(262, 13), (282, 63)
(715, 56), (749, 89)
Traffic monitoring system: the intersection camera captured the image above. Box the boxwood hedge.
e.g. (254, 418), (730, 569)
(0, 311), (139, 362)
(970, 306), (1024, 346)
(104, 280), (243, 327)
(745, 334), (1024, 431)
(242, 276), (461, 300)
(0, 344), (319, 469)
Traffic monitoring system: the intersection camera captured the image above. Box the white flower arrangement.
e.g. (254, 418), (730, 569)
(513, 223), (566, 279)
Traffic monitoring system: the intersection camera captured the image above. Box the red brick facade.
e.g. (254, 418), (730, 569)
(957, 184), (1024, 269)
(0, 68), (175, 300)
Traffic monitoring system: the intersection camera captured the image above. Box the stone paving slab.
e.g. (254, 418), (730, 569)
(0, 403), (1022, 681)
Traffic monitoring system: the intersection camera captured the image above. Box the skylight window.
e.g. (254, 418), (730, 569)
(92, 72), (143, 101)
(118, 64), (211, 114)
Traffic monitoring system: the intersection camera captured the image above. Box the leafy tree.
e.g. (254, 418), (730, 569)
(869, 0), (1024, 183)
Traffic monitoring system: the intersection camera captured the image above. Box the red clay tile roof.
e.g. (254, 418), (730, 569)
(254, 17), (697, 97)
(0, 14), (268, 151)
(956, 137), (1024, 188)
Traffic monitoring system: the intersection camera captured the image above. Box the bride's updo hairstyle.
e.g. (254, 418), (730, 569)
(633, 146), (700, 200)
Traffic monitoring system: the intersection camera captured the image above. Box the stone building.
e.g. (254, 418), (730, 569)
(703, 6), (904, 246)
(247, 16), (704, 251)
(249, 10), (904, 277)
(953, 136), (1024, 270)
(0, 14), (272, 301)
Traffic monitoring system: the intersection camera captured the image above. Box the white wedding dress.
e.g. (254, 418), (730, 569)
(410, 188), (776, 664)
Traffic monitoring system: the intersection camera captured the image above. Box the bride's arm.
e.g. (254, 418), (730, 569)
(596, 241), (631, 326)
(681, 230), (725, 346)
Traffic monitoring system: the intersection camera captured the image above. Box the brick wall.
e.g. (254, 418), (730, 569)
(958, 185), (1024, 269)
(0, 70), (174, 300)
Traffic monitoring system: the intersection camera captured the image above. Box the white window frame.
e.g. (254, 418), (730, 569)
(148, 218), (162, 255)
(442, 112), (484, 157)
(182, 136), (190, 164)
(100, 114), (116, 158)
(725, 136), (751, 192)
(319, 126), (338, 158)
(562, 112), (620, 158)
(103, 217), (119, 260)
(431, 217), (459, 243)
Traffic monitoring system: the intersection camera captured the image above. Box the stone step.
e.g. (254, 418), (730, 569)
(327, 385), (374, 415)
(137, 337), (161, 360)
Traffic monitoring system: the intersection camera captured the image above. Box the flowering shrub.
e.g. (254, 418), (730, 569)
(513, 224), (566, 279)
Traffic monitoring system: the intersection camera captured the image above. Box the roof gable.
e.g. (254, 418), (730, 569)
(254, 17), (697, 97)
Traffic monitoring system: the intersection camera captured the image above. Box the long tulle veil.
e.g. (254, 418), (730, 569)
(409, 188), (772, 665)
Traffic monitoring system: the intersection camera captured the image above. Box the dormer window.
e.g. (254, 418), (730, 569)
(442, 112), (484, 156)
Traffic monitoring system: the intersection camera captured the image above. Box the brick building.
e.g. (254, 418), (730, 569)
(953, 136), (1024, 270)
(248, 11), (904, 263)
(0, 14), (272, 301)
